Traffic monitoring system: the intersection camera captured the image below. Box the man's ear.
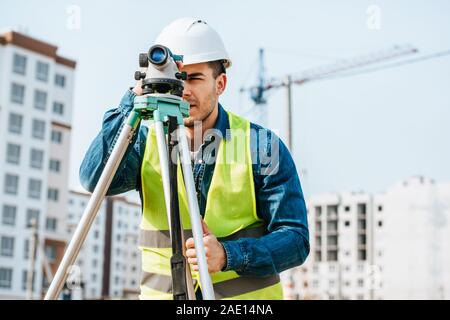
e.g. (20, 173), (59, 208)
(216, 73), (227, 96)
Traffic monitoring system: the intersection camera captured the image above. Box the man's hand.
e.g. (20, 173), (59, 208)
(185, 220), (226, 273)
(132, 61), (184, 96)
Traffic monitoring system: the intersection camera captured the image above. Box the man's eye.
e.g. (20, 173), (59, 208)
(188, 77), (202, 81)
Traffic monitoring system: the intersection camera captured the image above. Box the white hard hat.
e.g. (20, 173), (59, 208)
(155, 17), (232, 69)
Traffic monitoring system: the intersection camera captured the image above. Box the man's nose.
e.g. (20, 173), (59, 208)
(182, 84), (192, 99)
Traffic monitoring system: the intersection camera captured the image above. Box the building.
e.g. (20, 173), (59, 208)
(67, 190), (141, 299)
(379, 176), (450, 299)
(0, 31), (76, 299)
(287, 191), (381, 300)
(289, 176), (450, 300)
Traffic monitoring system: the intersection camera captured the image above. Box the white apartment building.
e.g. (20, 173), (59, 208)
(288, 176), (450, 300)
(379, 176), (450, 299)
(0, 31), (75, 299)
(67, 191), (141, 299)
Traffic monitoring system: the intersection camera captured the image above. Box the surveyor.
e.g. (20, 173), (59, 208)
(80, 17), (309, 300)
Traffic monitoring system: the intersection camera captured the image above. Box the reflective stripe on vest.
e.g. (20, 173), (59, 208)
(139, 111), (284, 300)
(138, 225), (266, 248)
(140, 271), (280, 300)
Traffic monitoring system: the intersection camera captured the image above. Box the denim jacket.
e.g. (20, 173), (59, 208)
(79, 89), (310, 277)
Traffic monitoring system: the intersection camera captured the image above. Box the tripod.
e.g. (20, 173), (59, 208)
(44, 94), (215, 300)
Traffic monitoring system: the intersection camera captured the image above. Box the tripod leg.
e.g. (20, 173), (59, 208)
(154, 118), (196, 300)
(176, 124), (216, 300)
(167, 116), (188, 300)
(44, 111), (142, 300)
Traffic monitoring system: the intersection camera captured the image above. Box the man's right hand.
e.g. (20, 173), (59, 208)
(132, 80), (143, 96)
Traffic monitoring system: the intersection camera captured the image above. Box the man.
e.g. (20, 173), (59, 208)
(80, 18), (309, 300)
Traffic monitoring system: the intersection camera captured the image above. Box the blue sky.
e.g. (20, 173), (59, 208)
(1, 0), (449, 196)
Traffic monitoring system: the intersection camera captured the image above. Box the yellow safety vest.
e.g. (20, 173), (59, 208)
(138, 111), (283, 300)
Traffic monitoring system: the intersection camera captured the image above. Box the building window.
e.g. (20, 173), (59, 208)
(327, 250), (338, 261)
(36, 61), (49, 82)
(26, 209), (40, 228)
(357, 279), (364, 288)
(11, 83), (25, 104)
(0, 268), (13, 289)
(55, 74), (66, 88)
(2, 205), (17, 226)
(327, 235), (338, 246)
(51, 130), (62, 144)
(49, 159), (61, 173)
(28, 178), (42, 199)
(315, 250), (322, 262)
(344, 220), (350, 227)
(378, 220), (383, 227)
(13, 53), (27, 75)
(358, 220), (366, 230)
(329, 280), (335, 287)
(48, 188), (59, 201)
(92, 259), (97, 268)
(357, 203), (367, 215)
(312, 280), (319, 288)
(6, 143), (21, 164)
(34, 90), (47, 111)
(315, 236), (321, 246)
(94, 230), (99, 239)
(45, 245), (57, 263)
(344, 205), (350, 212)
(327, 221), (338, 232)
(4, 174), (19, 195)
(22, 270), (36, 291)
(358, 234), (367, 245)
(32, 119), (46, 140)
(46, 217), (57, 232)
(8, 113), (23, 134)
(53, 102), (64, 115)
(30, 149), (44, 169)
(93, 245), (98, 253)
(92, 274), (97, 282)
(357, 294), (365, 300)
(24, 239), (30, 259)
(315, 206), (322, 218)
(378, 205), (383, 212)
(358, 250), (367, 261)
(327, 205), (338, 218)
(0, 236), (15, 257)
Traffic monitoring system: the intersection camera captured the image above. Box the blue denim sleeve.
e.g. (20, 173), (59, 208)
(79, 90), (147, 195)
(221, 127), (310, 277)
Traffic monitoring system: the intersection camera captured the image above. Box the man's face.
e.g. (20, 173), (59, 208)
(180, 62), (226, 127)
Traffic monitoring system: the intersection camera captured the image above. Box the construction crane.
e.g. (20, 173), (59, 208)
(240, 45), (418, 300)
(240, 45), (419, 151)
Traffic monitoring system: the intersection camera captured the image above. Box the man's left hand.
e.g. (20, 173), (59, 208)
(185, 220), (226, 273)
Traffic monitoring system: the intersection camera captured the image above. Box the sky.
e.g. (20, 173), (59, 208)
(1, 0), (449, 198)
